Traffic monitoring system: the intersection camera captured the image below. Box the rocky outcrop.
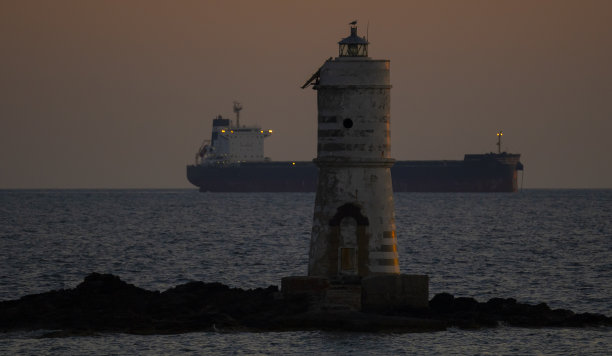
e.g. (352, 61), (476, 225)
(0, 273), (609, 336)
(0, 273), (305, 334)
(425, 292), (610, 328)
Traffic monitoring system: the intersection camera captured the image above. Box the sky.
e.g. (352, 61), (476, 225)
(1, 0), (611, 189)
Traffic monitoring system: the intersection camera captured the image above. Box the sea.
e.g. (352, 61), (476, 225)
(0, 189), (610, 355)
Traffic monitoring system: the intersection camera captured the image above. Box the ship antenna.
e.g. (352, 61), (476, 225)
(496, 130), (503, 154)
(233, 101), (243, 128)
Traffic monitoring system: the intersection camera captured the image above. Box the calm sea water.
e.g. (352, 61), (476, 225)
(1, 189), (610, 355)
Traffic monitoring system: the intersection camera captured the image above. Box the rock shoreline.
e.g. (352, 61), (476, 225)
(1, 273), (609, 336)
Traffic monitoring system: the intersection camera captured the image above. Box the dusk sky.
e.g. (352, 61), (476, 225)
(1, 0), (611, 189)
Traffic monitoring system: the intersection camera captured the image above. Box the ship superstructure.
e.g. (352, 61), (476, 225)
(187, 107), (524, 192)
(195, 102), (272, 165)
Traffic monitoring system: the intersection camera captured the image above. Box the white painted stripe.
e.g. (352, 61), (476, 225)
(381, 238), (397, 245)
(369, 252), (399, 259)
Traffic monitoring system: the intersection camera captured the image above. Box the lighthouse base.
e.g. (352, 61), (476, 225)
(361, 274), (429, 312)
(281, 274), (429, 312)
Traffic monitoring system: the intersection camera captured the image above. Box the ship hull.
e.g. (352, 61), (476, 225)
(187, 161), (318, 192)
(187, 154), (523, 193)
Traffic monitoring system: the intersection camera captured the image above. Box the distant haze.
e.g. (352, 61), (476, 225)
(1, 0), (611, 189)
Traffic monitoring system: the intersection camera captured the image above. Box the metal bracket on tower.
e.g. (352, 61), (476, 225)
(301, 57), (332, 89)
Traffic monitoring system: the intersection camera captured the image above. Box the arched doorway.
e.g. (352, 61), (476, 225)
(329, 203), (369, 277)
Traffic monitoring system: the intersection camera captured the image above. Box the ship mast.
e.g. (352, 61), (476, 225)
(497, 130), (503, 154)
(233, 101), (243, 128)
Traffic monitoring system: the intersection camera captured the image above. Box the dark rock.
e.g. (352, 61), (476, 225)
(424, 293), (612, 329)
(453, 297), (479, 312)
(429, 292), (454, 312)
(564, 312), (610, 327)
(1, 274), (610, 335)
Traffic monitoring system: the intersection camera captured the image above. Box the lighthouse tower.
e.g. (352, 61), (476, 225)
(306, 23), (399, 279)
(285, 23), (427, 311)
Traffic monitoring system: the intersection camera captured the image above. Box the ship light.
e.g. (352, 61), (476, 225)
(221, 129), (226, 133)
(231, 130), (234, 133)
(292, 162), (296, 165)
(260, 130), (264, 133)
(268, 130), (273, 133)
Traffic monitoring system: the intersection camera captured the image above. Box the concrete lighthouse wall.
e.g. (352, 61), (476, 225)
(308, 57), (400, 278)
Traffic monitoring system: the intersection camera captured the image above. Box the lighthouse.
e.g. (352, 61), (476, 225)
(304, 23), (398, 279)
(284, 23), (428, 311)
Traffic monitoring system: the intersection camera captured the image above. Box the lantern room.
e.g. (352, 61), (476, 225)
(338, 23), (369, 57)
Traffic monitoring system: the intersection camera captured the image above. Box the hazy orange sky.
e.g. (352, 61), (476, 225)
(1, 0), (611, 188)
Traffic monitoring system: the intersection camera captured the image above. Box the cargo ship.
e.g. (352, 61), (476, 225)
(186, 103), (523, 192)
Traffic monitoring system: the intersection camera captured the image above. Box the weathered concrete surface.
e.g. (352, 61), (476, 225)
(283, 276), (363, 311)
(1, 274), (610, 337)
(323, 284), (362, 311)
(283, 275), (427, 311)
(362, 274), (429, 311)
(309, 34), (399, 279)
